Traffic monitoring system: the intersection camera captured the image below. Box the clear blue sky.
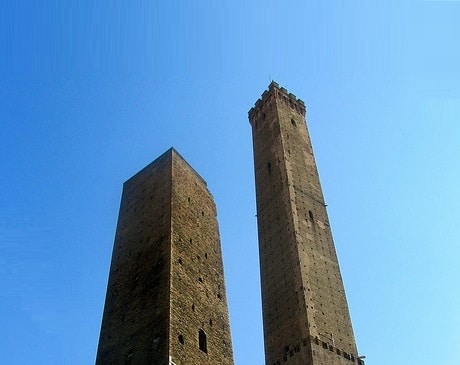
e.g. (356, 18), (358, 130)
(1, 1), (459, 364)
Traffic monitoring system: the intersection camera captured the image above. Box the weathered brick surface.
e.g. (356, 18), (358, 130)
(96, 149), (234, 365)
(169, 151), (234, 365)
(249, 83), (360, 365)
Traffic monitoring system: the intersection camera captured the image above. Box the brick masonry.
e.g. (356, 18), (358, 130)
(249, 82), (362, 365)
(96, 148), (234, 365)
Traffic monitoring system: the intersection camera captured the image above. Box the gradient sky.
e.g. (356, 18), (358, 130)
(1, 1), (459, 364)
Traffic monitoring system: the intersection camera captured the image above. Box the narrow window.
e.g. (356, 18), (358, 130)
(198, 329), (207, 353)
(309, 210), (314, 221)
(178, 335), (184, 345)
(291, 118), (296, 126)
(267, 162), (272, 173)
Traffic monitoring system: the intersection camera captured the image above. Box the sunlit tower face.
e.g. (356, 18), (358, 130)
(96, 148), (234, 365)
(249, 82), (361, 365)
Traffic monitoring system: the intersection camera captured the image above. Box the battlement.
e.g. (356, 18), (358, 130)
(248, 81), (306, 124)
(249, 82), (361, 365)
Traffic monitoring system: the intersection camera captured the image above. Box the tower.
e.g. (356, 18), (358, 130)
(249, 82), (362, 365)
(96, 148), (234, 365)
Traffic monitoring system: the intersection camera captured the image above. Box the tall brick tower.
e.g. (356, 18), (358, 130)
(249, 82), (362, 365)
(96, 148), (234, 365)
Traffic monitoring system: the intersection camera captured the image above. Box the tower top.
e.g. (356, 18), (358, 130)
(249, 83), (360, 365)
(248, 81), (306, 124)
(124, 147), (207, 187)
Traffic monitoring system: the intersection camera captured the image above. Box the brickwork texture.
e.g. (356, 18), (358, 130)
(96, 148), (234, 365)
(96, 83), (362, 365)
(249, 82), (361, 365)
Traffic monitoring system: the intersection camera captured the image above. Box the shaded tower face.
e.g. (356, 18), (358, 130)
(249, 83), (361, 365)
(96, 148), (234, 365)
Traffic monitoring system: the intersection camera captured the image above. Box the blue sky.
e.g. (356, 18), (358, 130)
(1, 1), (459, 364)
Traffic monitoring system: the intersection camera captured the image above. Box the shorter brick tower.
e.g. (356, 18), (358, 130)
(96, 148), (234, 365)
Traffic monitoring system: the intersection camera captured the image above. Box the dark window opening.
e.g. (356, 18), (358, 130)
(209, 319), (213, 326)
(198, 329), (208, 353)
(192, 303), (195, 311)
(198, 277), (203, 283)
(178, 335), (184, 345)
(309, 210), (314, 221)
(291, 118), (296, 126)
(267, 162), (272, 173)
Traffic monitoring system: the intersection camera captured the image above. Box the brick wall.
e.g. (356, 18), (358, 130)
(96, 149), (234, 365)
(249, 83), (359, 365)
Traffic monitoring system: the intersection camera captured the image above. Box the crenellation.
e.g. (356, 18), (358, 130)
(250, 82), (361, 365)
(262, 89), (270, 100)
(96, 81), (360, 365)
(250, 82), (306, 125)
